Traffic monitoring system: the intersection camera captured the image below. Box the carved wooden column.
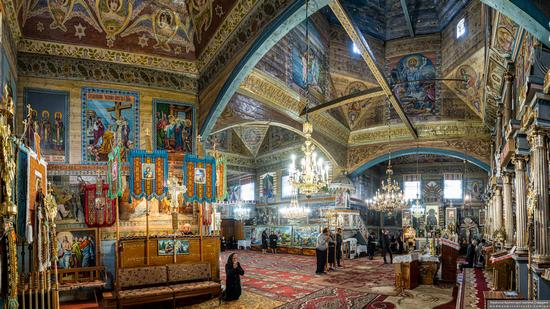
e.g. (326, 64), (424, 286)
(528, 129), (550, 264)
(502, 173), (514, 249)
(496, 109), (503, 150)
(494, 187), (503, 233)
(487, 197), (494, 239)
(503, 70), (514, 125)
(512, 156), (528, 254)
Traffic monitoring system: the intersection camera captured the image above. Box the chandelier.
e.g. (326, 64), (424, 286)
(370, 162), (408, 213)
(288, 0), (329, 197)
(410, 146), (424, 218)
(234, 203), (251, 221)
(279, 195), (310, 219)
(411, 194), (425, 218)
(289, 120), (330, 197)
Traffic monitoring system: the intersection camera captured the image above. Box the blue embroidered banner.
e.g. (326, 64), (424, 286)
(128, 149), (168, 201)
(183, 154), (216, 203)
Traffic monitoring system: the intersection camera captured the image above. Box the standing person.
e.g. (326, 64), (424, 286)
(316, 228), (330, 275)
(336, 228), (343, 267)
(367, 231), (376, 260)
(269, 231), (278, 254)
(261, 230), (268, 254)
(224, 253), (245, 301)
(327, 232), (336, 271)
(381, 230), (393, 264)
(397, 233), (404, 254)
(465, 239), (477, 268)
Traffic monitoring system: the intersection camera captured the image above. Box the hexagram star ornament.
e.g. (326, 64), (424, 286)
(138, 34), (149, 48)
(215, 5), (224, 17)
(37, 22), (44, 32)
(74, 23), (86, 39)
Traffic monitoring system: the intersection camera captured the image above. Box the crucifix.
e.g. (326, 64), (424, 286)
(106, 101), (132, 121)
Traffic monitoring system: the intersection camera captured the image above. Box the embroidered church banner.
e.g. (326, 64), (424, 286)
(81, 87), (139, 163)
(215, 156), (227, 201)
(183, 154), (216, 203)
(107, 145), (123, 199)
(128, 149), (168, 200)
(83, 183), (116, 227)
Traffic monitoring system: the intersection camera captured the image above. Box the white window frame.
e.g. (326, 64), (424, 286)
(240, 182), (255, 201)
(444, 179), (463, 200)
(456, 18), (466, 38)
(281, 175), (293, 198)
(404, 180), (421, 201)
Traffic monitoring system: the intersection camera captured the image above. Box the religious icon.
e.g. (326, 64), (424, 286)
(82, 88), (139, 163)
(142, 163), (155, 180)
(390, 53), (437, 116)
(154, 101), (194, 153)
(195, 168), (206, 184)
(425, 205), (439, 228)
(57, 228), (98, 269)
(158, 239), (190, 255)
(25, 88), (69, 162)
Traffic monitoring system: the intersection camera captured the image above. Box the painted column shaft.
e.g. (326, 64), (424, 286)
(494, 187), (503, 232)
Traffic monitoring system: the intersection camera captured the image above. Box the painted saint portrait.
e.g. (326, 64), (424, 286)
(261, 173), (275, 199)
(425, 205), (439, 228)
(158, 239), (190, 255)
(390, 53), (437, 116)
(25, 88), (69, 163)
(82, 88), (139, 163)
(142, 163), (156, 180)
(195, 168), (206, 184)
(154, 101), (194, 153)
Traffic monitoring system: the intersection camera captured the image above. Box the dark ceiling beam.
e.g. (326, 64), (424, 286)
(300, 87), (385, 116)
(328, 0), (418, 139)
(400, 0), (415, 37)
(479, 0), (550, 48)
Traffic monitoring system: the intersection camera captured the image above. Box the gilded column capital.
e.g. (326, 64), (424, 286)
(504, 70), (514, 83)
(511, 155), (528, 168)
(527, 128), (548, 149)
(501, 173), (513, 184)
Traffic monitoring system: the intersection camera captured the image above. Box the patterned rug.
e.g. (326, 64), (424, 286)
(461, 268), (493, 309)
(275, 287), (378, 309)
(179, 290), (283, 309)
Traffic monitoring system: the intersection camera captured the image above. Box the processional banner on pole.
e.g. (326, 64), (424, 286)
(183, 154), (216, 203)
(107, 145), (123, 199)
(83, 183), (116, 227)
(128, 149), (168, 200)
(215, 156), (227, 201)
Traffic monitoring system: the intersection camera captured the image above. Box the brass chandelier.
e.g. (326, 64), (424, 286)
(369, 99), (407, 213)
(288, 0), (329, 197)
(279, 189), (310, 219)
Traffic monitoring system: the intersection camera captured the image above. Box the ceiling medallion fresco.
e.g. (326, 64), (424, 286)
(13, 0), (238, 61)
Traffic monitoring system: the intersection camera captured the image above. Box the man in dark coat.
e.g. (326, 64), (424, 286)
(261, 230), (268, 254)
(367, 231), (376, 260)
(336, 228), (343, 267)
(269, 231), (278, 254)
(381, 229), (393, 264)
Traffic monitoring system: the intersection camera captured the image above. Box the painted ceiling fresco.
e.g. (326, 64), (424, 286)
(14, 0), (238, 60)
(322, 0), (469, 41)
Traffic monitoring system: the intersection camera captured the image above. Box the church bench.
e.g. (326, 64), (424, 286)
(116, 265), (173, 308)
(167, 263), (221, 303)
(114, 263), (220, 308)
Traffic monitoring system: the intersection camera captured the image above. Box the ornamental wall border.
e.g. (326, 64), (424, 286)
(349, 121), (490, 145)
(17, 38), (199, 76)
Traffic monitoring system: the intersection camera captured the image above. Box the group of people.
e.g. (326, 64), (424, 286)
(464, 238), (487, 269)
(261, 230), (279, 254)
(315, 228), (343, 274)
(367, 229), (404, 264)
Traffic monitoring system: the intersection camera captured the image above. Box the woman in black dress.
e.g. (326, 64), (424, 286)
(261, 230), (268, 254)
(224, 253), (245, 301)
(269, 231), (278, 254)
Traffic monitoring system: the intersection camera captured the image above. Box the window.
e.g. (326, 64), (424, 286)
(281, 175), (293, 198)
(352, 43), (360, 54)
(404, 181), (421, 201)
(444, 179), (463, 199)
(240, 182), (255, 201)
(456, 18), (466, 38)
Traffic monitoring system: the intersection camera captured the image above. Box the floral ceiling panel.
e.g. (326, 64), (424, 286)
(15, 0), (239, 60)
